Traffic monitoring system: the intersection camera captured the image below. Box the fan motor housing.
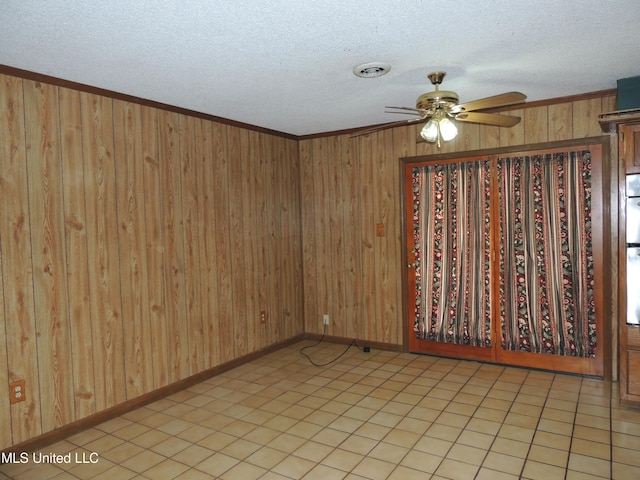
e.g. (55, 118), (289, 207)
(416, 90), (459, 111)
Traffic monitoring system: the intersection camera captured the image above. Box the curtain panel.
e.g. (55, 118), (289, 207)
(412, 161), (493, 347)
(497, 150), (596, 357)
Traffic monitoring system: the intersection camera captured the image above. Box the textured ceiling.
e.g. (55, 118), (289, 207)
(2, 1), (640, 136)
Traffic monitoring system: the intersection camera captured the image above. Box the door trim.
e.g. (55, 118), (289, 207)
(401, 138), (610, 377)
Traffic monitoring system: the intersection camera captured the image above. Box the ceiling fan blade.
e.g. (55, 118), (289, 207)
(454, 111), (521, 127)
(350, 117), (424, 137)
(451, 91), (526, 113)
(385, 106), (426, 115)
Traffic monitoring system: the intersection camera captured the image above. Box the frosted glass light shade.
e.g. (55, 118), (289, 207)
(439, 117), (458, 141)
(420, 119), (438, 142)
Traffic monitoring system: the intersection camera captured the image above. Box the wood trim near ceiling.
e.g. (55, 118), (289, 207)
(0, 64), (299, 141)
(400, 135), (612, 164)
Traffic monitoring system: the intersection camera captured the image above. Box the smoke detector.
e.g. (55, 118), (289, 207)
(353, 62), (391, 78)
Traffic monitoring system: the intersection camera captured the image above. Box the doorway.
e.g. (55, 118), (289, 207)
(403, 143), (606, 376)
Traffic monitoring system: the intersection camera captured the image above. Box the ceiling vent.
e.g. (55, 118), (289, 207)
(353, 62), (391, 78)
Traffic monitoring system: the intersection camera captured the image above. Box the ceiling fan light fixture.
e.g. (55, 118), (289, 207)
(368, 71), (525, 145)
(420, 119), (439, 142)
(439, 117), (458, 141)
(420, 113), (458, 146)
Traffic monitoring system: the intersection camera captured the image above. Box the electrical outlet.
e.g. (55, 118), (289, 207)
(260, 311), (267, 324)
(323, 314), (329, 325)
(10, 380), (25, 404)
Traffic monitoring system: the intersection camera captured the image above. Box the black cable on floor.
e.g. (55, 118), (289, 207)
(299, 325), (364, 367)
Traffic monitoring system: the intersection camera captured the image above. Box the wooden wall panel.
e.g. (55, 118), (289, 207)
(500, 108), (526, 146)
(113, 100), (154, 398)
(524, 105), (548, 144)
(0, 74), (38, 446)
(602, 94), (617, 114)
(193, 117), (215, 369)
(229, 128), (249, 358)
(374, 129), (396, 343)
(59, 87), (96, 418)
(23, 80), (74, 433)
(456, 123), (482, 152)
(159, 110), (189, 383)
(573, 98), (604, 138)
(262, 135), (280, 345)
(299, 92), (616, 348)
(268, 137), (283, 343)
(287, 135), (304, 338)
(341, 134), (361, 340)
(312, 138), (332, 332)
(357, 134), (377, 341)
(328, 136), (346, 336)
(299, 140), (317, 334)
(0, 239), (9, 448)
(79, 92), (126, 411)
(0, 72), (304, 450)
(141, 105), (170, 390)
(314, 138), (331, 332)
(248, 131), (264, 352)
(179, 114), (205, 375)
(479, 124), (501, 150)
(206, 121), (227, 366)
(212, 122), (234, 364)
(548, 103), (573, 141)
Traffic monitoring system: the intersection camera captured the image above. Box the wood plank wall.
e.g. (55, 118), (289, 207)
(298, 93), (617, 348)
(0, 73), (303, 449)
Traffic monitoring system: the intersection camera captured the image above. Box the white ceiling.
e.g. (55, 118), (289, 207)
(2, 1), (640, 136)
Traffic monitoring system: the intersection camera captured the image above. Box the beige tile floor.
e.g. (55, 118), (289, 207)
(2, 341), (640, 479)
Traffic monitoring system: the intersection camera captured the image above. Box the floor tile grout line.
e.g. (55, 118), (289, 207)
(477, 366), (555, 480)
(517, 370), (566, 480)
(359, 355), (500, 479)
(423, 358), (499, 480)
(340, 356), (459, 478)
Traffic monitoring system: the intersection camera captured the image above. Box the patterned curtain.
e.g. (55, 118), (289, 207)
(412, 161), (492, 346)
(497, 150), (596, 357)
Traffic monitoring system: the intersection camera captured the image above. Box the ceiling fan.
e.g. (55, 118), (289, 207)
(356, 71), (527, 147)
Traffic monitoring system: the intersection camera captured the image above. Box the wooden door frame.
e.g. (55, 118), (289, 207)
(400, 137), (612, 378)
